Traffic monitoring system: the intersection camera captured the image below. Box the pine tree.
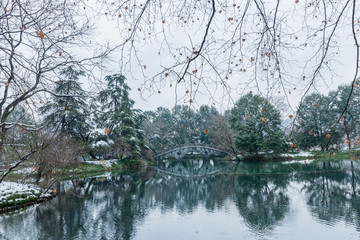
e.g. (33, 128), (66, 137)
(40, 66), (90, 141)
(97, 74), (141, 159)
(229, 93), (285, 154)
(294, 93), (341, 151)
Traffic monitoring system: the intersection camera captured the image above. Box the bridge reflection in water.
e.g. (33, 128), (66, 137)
(1, 159), (360, 239)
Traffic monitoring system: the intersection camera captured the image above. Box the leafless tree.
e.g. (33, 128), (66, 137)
(0, 0), (112, 180)
(33, 135), (85, 187)
(102, 0), (359, 117)
(208, 115), (239, 159)
(1, 0), (359, 180)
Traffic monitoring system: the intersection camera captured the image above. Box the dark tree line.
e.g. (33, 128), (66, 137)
(141, 80), (360, 157)
(294, 82), (360, 151)
(2, 67), (360, 184)
(142, 105), (220, 152)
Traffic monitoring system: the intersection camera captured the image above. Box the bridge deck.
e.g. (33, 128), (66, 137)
(154, 144), (229, 159)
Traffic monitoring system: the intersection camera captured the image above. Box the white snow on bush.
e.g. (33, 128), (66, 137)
(0, 182), (56, 206)
(92, 140), (109, 147)
(0, 182), (41, 195)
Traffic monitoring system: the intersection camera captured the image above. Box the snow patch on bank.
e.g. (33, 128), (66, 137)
(282, 159), (315, 165)
(14, 167), (35, 175)
(280, 151), (314, 158)
(0, 182), (51, 205)
(87, 159), (119, 168)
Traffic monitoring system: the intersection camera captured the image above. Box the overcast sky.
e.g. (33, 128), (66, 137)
(89, 0), (359, 115)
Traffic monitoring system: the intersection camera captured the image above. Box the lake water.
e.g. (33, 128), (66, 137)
(1, 158), (360, 240)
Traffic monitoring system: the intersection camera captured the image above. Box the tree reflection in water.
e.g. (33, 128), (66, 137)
(297, 161), (360, 231)
(0, 158), (360, 239)
(234, 174), (290, 231)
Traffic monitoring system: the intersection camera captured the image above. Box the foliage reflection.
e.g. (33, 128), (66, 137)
(0, 159), (360, 239)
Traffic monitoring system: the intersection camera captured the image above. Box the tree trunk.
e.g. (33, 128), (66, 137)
(343, 121), (351, 150)
(0, 126), (9, 163)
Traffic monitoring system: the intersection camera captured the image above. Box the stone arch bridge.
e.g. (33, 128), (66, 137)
(154, 144), (229, 160)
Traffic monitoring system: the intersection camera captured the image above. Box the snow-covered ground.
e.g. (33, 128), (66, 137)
(0, 182), (52, 207)
(14, 167), (35, 175)
(282, 159), (315, 165)
(280, 151), (314, 158)
(86, 159), (119, 168)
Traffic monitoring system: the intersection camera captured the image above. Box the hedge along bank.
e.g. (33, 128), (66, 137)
(0, 181), (56, 213)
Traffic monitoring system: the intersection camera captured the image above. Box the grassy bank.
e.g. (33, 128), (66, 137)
(61, 158), (151, 180)
(289, 150), (360, 161)
(237, 149), (360, 162)
(0, 158), (151, 213)
(0, 181), (56, 213)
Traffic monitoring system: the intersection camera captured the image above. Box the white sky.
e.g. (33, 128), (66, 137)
(89, 0), (359, 114)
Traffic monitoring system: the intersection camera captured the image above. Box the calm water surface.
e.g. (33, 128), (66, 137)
(1, 158), (360, 240)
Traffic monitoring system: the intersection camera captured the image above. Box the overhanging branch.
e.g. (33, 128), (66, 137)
(178, 0), (216, 83)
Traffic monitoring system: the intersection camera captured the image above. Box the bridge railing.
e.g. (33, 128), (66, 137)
(154, 143), (229, 158)
(156, 143), (218, 152)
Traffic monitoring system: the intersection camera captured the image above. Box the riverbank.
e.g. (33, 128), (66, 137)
(2, 158), (359, 240)
(61, 158), (151, 180)
(0, 182), (56, 213)
(1, 151), (358, 214)
(236, 149), (360, 162)
(0, 158), (151, 214)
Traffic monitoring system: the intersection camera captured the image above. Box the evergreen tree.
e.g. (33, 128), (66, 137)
(329, 83), (360, 149)
(142, 105), (220, 151)
(132, 109), (147, 151)
(229, 93), (285, 154)
(294, 93), (341, 151)
(97, 74), (141, 159)
(40, 66), (90, 141)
